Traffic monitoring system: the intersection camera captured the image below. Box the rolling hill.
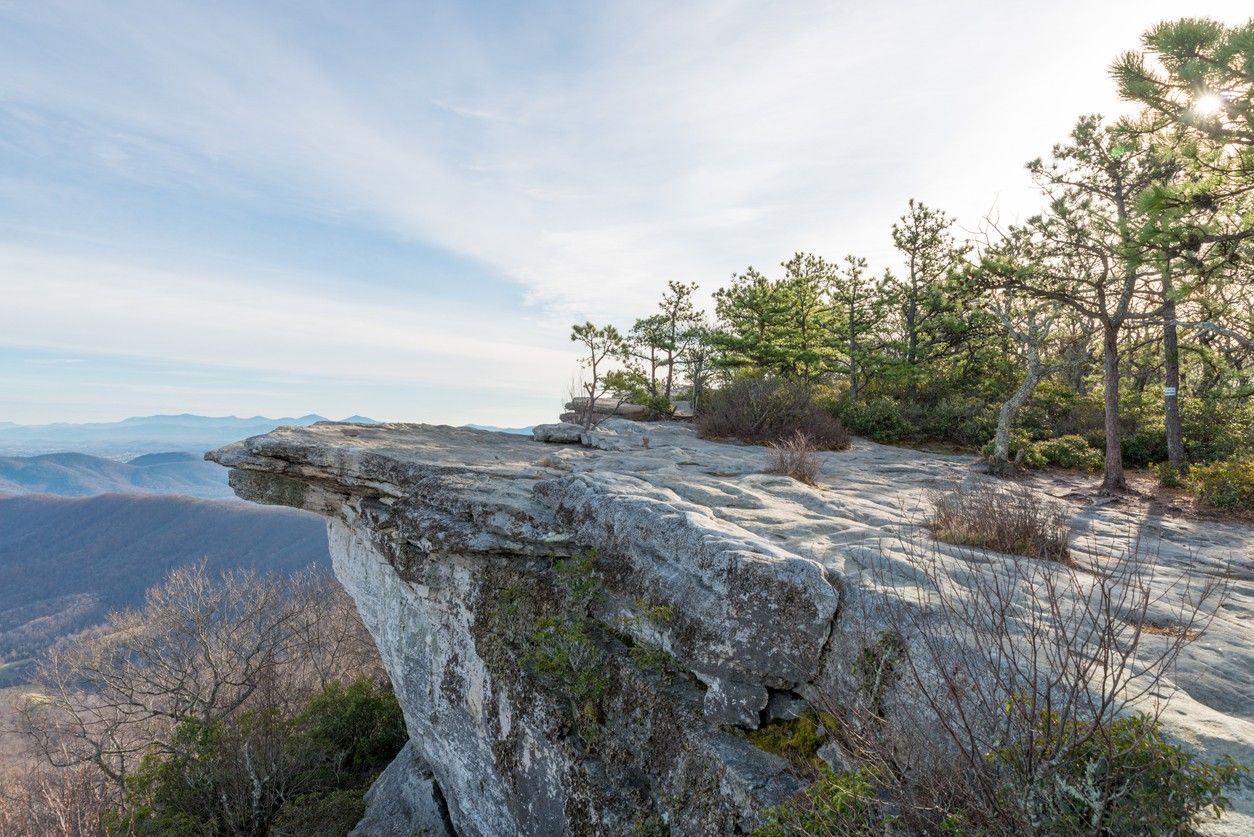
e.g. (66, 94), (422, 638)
(0, 493), (331, 675)
(0, 451), (233, 499)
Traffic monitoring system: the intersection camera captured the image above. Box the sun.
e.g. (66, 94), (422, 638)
(1193, 93), (1225, 118)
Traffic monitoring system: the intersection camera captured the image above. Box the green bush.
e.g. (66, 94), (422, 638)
(1154, 461), (1185, 488)
(752, 768), (891, 836)
(273, 789), (368, 835)
(980, 432), (1046, 469)
(293, 678), (409, 785)
(111, 678), (405, 836)
(1189, 457), (1254, 511)
(755, 712), (1244, 836)
(1036, 434), (1102, 471)
(839, 397), (917, 444)
(982, 433), (1102, 471)
(1121, 428), (1168, 468)
(910, 396), (998, 448)
(1182, 398), (1254, 463)
(1018, 381), (1105, 441)
(997, 712), (1246, 835)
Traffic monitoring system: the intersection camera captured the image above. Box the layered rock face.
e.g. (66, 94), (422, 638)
(209, 420), (838, 835)
(209, 419), (1254, 836)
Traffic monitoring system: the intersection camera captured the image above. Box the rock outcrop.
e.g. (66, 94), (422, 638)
(560, 397), (653, 425)
(209, 419), (1254, 836)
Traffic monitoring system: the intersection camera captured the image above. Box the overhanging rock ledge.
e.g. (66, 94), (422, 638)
(207, 418), (1254, 836)
(207, 419), (840, 836)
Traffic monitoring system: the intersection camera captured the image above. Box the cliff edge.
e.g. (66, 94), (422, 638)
(208, 419), (1253, 836)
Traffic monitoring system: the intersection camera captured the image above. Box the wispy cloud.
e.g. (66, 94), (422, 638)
(0, 0), (1248, 421)
(0, 246), (569, 392)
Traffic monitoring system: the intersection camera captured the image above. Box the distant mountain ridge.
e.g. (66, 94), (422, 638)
(0, 451), (233, 499)
(0, 413), (378, 458)
(465, 424), (534, 435)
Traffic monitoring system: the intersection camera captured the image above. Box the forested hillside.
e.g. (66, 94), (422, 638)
(0, 493), (329, 676)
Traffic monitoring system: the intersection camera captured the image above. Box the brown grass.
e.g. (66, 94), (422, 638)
(929, 483), (1072, 562)
(1136, 620), (1202, 640)
(765, 431), (821, 485)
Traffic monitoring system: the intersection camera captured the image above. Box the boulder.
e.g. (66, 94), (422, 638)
(564, 397), (653, 421)
(532, 422), (586, 444)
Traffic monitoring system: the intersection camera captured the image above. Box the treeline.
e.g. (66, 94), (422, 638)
(570, 18), (1253, 501)
(0, 565), (401, 836)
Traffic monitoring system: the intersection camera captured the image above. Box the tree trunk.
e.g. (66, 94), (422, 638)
(905, 308), (918, 403)
(991, 341), (1044, 477)
(848, 309), (859, 402)
(1161, 266), (1186, 473)
(905, 274), (919, 403)
(1101, 323), (1126, 492)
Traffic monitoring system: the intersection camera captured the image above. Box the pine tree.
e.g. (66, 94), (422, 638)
(886, 200), (970, 402)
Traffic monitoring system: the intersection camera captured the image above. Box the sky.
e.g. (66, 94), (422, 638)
(0, 1), (1248, 426)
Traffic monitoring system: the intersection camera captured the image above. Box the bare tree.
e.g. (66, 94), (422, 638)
(988, 295), (1057, 475)
(19, 564), (380, 803)
(0, 759), (114, 837)
(814, 522), (1228, 833)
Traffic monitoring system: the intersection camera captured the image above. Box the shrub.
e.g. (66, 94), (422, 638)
(996, 710), (1246, 834)
(838, 397), (916, 444)
(981, 431), (1046, 469)
(765, 431), (822, 486)
(1155, 460), (1185, 488)
(929, 483), (1071, 562)
(1121, 428), (1168, 468)
(911, 396), (998, 448)
(1018, 380), (1106, 441)
(982, 433), (1102, 472)
(808, 530), (1234, 834)
(273, 789), (368, 835)
(1036, 434), (1103, 471)
(112, 677), (405, 836)
(699, 377), (850, 450)
(1189, 457), (1254, 511)
(1182, 399), (1254, 463)
(753, 768), (890, 836)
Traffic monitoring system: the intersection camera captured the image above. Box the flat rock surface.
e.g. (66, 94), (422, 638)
(210, 419), (1254, 833)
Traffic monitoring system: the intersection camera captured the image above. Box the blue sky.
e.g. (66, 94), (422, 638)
(0, 0), (1247, 425)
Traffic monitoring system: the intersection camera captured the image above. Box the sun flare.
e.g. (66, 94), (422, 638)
(1193, 93), (1225, 117)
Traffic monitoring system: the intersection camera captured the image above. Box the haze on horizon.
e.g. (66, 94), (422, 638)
(1, 0), (1247, 426)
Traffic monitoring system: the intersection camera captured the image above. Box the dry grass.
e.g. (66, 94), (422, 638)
(1136, 620), (1202, 641)
(765, 431), (821, 485)
(929, 482), (1072, 562)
